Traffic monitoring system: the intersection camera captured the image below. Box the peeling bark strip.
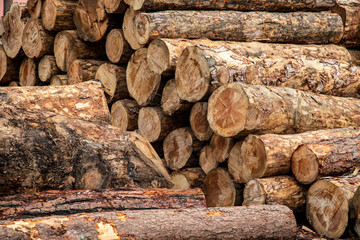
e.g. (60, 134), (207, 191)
(307, 174), (360, 238)
(38, 55), (62, 83)
(0, 104), (171, 196)
(27, 0), (42, 19)
(243, 176), (308, 212)
(0, 80), (110, 124)
(175, 40), (360, 103)
(134, 11), (343, 45)
(208, 83), (360, 138)
(41, 0), (77, 31)
(0, 188), (205, 220)
(128, 0), (335, 11)
(0, 205), (297, 240)
(228, 128), (360, 184)
(0, 47), (21, 84)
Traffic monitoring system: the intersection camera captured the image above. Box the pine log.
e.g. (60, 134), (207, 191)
(171, 168), (206, 189)
(22, 19), (54, 58)
(175, 41), (360, 102)
(161, 78), (191, 116)
(49, 75), (68, 85)
(292, 136), (360, 185)
(138, 107), (183, 142)
(207, 83), (360, 138)
(110, 99), (139, 131)
(243, 175), (307, 212)
(38, 55), (62, 83)
(0, 81), (110, 124)
(54, 30), (106, 72)
(199, 145), (218, 175)
(147, 38), (195, 75)
(189, 102), (213, 141)
(331, 0), (360, 47)
(67, 59), (106, 85)
(73, 0), (109, 42)
(352, 186), (360, 236)
(203, 168), (242, 207)
(128, 0), (335, 11)
(2, 3), (28, 58)
(103, 0), (127, 13)
(41, 0), (77, 31)
(307, 174), (360, 238)
(349, 49), (360, 65)
(0, 104), (172, 195)
(94, 63), (129, 103)
(106, 28), (133, 64)
(123, 7), (143, 50)
(27, 0), (41, 19)
(228, 128), (360, 184)
(0, 16), (4, 37)
(0, 205), (297, 240)
(19, 57), (38, 86)
(8, 81), (19, 87)
(0, 46), (21, 84)
(0, 188), (205, 220)
(210, 134), (233, 163)
(126, 48), (161, 106)
(134, 11), (343, 45)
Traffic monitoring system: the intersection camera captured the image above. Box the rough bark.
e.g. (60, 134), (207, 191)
(67, 59), (106, 85)
(161, 78), (191, 116)
(126, 48), (162, 106)
(203, 168), (242, 207)
(54, 30), (106, 72)
(210, 134), (233, 163)
(49, 74), (68, 85)
(0, 81), (110, 124)
(0, 188), (205, 220)
(19, 57), (39, 86)
(123, 7), (144, 50)
(175, 41), (360, 102)
(0, 46), (21, 84)
(22, 19), (55, 58)
(243, 175), (308, 212)
(331, 0), (360, 47)
(27, 0), (41, 19)
(41, 0), (77, 31)
(38, 55), (62, 83)
(110, 99), (139, 131)
(134, 11), (343, 45)
(0, 104), (172, 196)
(189, 102), (213, 141)
(103, 0), (127, 13)
(106, 28), (133, 64)
(171, 168), (206, 189)
(128, 0), (336, 11)
(199, 145), (218, 175)
(95, 63), (129, 103)
(228, 128), (360, 184)
(292, 136), (360, 185)
(207, 82), (360, 138)
(0, 205), (297, 240)
(2, 3), (28, 58)
(307, 174), (360, 238)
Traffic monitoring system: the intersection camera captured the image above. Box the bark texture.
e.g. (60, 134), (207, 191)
(38, 55), (62, 83)
(0, 205), (297, 240)
(41, 0), (77, 31)
(110, 99), (139, 131)
(68, 59), (106, 85)
(106, 28), (133, 64)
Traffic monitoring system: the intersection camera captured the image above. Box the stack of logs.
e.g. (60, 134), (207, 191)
(0, 0), (360, 238)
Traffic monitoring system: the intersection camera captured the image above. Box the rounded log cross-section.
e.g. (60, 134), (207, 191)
(126, 48), (162, 106)
(199, 145), (218, 175)
(19, 57), (38, 86)
(27, 0), (42, 19)
(103, 0), (127, 14)
(22, 19), (55, 59)
(171, 167), (206, 189)
(210, 134), (233, 163)
(50, 75), (68, 85)
(41, 0), (77, 31)
(68, 59), (106, 85)
(110, 99), (139, 131)
(307, 175), (360, 239)
(161, 79), (191, 116)
(38, 55), (62, 83)
(189, 102), (213, 141)
(0, 47), (21, 84)
(106, 29), (133, 64)
(95, 63), (129, 103)
(122, 8), (143, 50)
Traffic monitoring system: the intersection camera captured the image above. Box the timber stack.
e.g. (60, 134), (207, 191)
(0, 0), (359, 238)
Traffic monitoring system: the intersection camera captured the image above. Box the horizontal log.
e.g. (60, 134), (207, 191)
(0, 205), (297, 240)
(199, 145), (218, 175)
(0, 46), (21, 84)
(27, 0), (41, 19)
(106, 28), (133, 64)
(38, 55), (62, 83)
(104, 0), (127, 14)
(160, 78), (191, 116)
(189, 102), (213, 141)
(171, 168), (206, 189)
(67, 59), (106, 84)
(49, 74), (68, 85)
(352, 187), (360, 237)
(110, 99), (139, 131)
(210, 134), (233, 163)
(134, 11), (343, 45)
(41, 0), (77, 31)
(19, 57), (39, 86)
(0, 188), (205, 220)
(123, 8), (144, 50)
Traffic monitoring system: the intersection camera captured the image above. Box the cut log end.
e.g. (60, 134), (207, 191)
(27, 0), (42, 19)
(67, 60), (83, 84)
(54, 31), (75, 72)
(291, 145), (319, 185)
(41, 0), (57, 30)
(19, 58), (37, 86)
(175, 46), (210, 102)
(203, 168), (236, 207)
(50, 75), (68, 85)
(123, 8), (143, 50)
(110, 100), (138, 131)
(138, 107), (162, 142)
(38, 55), (60, 83)
(161, 79), (182, 116)
(148, 39), (170, 74)
(0, 48), (7, 82)
(106, 29), (125, 63)
(199, 145), (218, 175)
(103, 0), (126, 13)
(130, 0), (145, 10)
(171, 173), (190, 189)
(190, 102), (213, 141)
(134, 13), (150, 45)
(242, 179), (266, 206)
(95, 63), (125, 102)
(307, 180), (349, 239)
(210, 134), (233, 163)
(207, 82), (249, 137)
